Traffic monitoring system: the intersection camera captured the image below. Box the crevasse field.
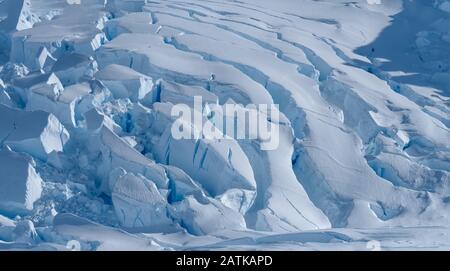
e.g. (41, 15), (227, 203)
(0, 0), (449, 251)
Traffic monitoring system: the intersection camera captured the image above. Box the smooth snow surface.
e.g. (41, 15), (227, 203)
(0, 0), (449, 250)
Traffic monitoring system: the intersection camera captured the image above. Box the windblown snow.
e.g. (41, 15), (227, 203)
(0, 0), (449, 250)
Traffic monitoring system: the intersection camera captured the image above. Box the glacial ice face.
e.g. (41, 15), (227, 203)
(173, 195), (247, 235)
(9, 2), (108, 70)
(0, 0), (449, 250)
(51, 53), (98, 86)
(0, 104), (69, 160)
(111, 172), (176, 232)
(144, 102), (258, 215)
(0, 146), (42, 215)
(0, 0), (38, 62)
(95, 64), (153, 102)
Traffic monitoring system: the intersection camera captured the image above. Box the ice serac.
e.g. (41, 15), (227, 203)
(95, 126), (247, 234)
(35, 47), (56, 72)
(85, 107), (123, 134)
(86, 125), (168, 191)
(146, 102), (257, 215)
(95, 64), (153, 102)
(0, 0), (37, 61)
(111, 172), (177, 233)
(53, 83), (92, 127)
(51, 53), (98, 86)
(0, 104), (69, 160)
(0, 146), (42, 215)
(105, 12), (159, 39)
(12, 72), (63, 107)
(173, 195), (247, 235)
(165, 165), (247, 235)
(95, 33), (273, 105)
(204, 102), (331, 231)
(26, 77), (92, 127)
(10, 3), (108, 70)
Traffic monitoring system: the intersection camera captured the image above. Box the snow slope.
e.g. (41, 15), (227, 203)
(0, 0), (449, 250)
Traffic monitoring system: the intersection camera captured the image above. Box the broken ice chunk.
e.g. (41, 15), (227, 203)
(12, 72), (63, 104)
(51, 53), (98, 86)
(29, 73), (63, 101)
(95, 64), (153, 102)
(87, 126), (169, 193)
(35, 47), (56, 72)
(27, 82), (91, 127)
(165, 165), (206, 203)
(9, 3), (107, 69)
(111, 172), (178, 233)
(148, 103), (257, 214)
(56, 83), (92, 126)
(0, 146), (42, 215)
(173, 196), (246, 235)
(0, 104), (69, 160)
(104, 12), (159, 39)
(84, 107), (123, 135)
(47, 151), (70, 170)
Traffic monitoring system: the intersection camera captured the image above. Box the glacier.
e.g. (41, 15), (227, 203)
(0, 0), (449, 250)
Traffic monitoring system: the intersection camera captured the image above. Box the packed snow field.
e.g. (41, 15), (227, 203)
(0, 0), (449, 250)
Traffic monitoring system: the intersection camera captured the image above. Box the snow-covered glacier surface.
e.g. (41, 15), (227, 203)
(0, 0), (449, 250)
